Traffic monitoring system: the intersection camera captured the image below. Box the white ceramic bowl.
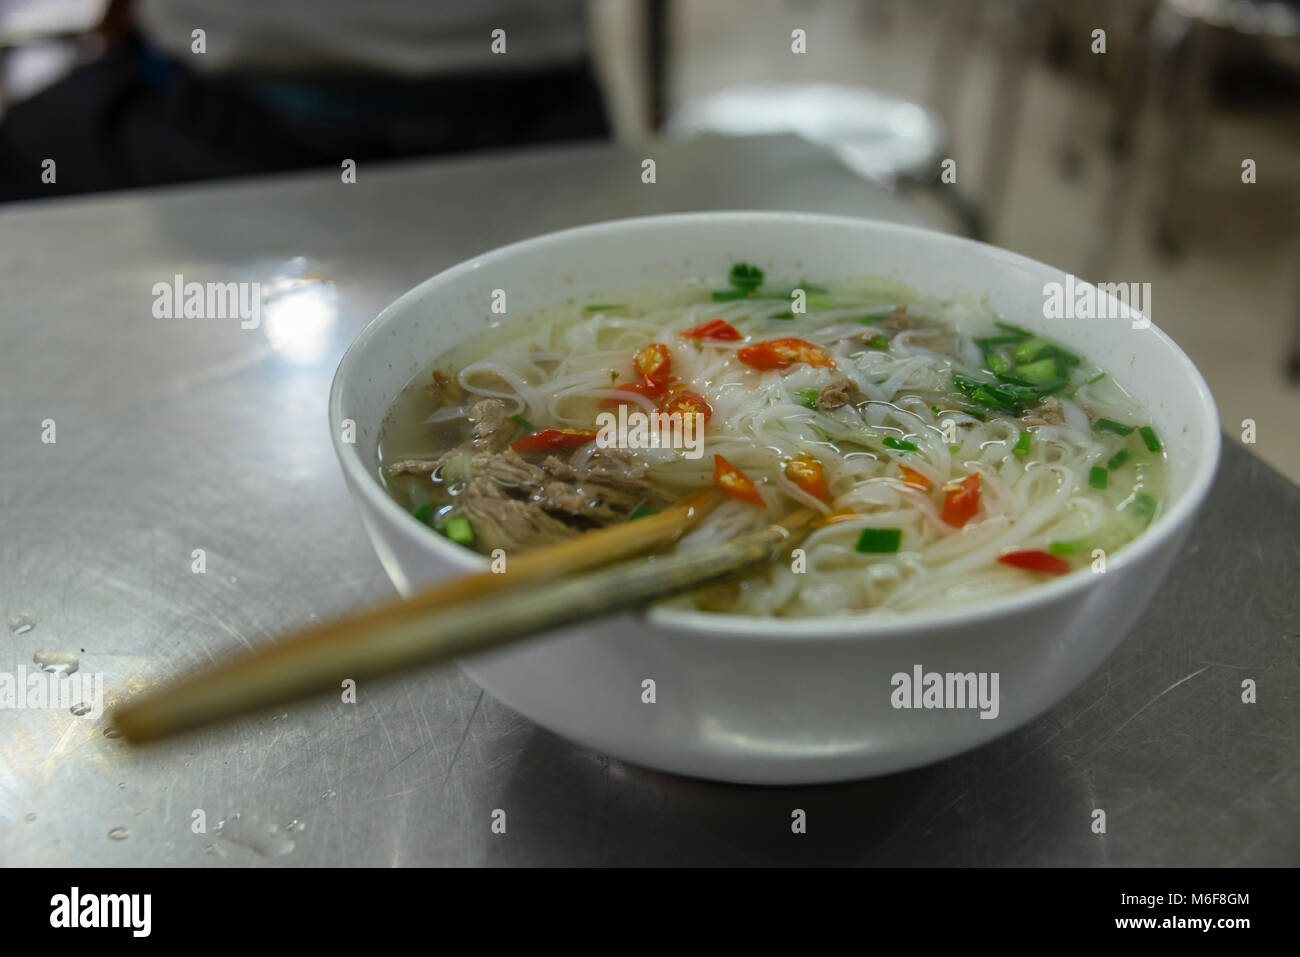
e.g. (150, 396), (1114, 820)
(329, 212), (1219, 785)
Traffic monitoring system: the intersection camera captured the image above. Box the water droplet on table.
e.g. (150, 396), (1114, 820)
(69, 702), (91, 716)
(103, 726), (121, 739)
(214, 814), (295, 857)
(107, 826), (131, 841)
(321, 789), (337, 801)
(33, 651), (78, 676)
(8, 614), (34, 635)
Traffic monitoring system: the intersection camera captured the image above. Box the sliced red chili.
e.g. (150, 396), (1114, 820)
(736, 337), (835, 371)
(997, 550), (1070, 575)
(634, 342), (672, 381)
(510, 428), (599, 452)
(713, 454), (765, 507)
(680, 318), (742, 341)
(940, 473), (981, 528)
(897, 465), (932, 491)
(785, 455), (829, 503)
(659, 385), (713, 424)
(599, 375), (673, 407)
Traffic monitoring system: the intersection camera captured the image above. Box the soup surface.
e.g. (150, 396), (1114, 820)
(378, 266), (1166, 617)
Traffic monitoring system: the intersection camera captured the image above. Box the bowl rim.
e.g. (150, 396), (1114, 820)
(329, 210), (1221, 641)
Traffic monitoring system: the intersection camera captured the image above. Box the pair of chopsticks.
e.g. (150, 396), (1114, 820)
(112, 489), (814, 743)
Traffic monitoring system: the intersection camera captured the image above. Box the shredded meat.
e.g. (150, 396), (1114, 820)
(882, 304), (912, 331)
(540, 449), (667, 518)
(468, 449), (544, 488)
(467, 399), (512, 451)
(911, 332), (957, 356)
(387, 459), (441, 477)
(391, 397), (671, 550)
(427, 367), (466, 408)
(459, 478), (574, 551)
(815, 375), (865, 411)
(1023, 396), (1065, 427)
(456, 444), (667, 550)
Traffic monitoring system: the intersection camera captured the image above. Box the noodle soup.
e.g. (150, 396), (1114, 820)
(378, 265), (1166, 618)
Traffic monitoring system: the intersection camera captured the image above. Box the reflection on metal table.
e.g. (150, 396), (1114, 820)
(0, 135), (1295, 866)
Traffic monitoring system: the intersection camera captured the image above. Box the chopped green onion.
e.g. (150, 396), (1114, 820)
(1015, 357), (1058, 384)
(509, 413), (536, 431)
(1130, 493), (1159, 523)
(807, 296), (836, 310)
(1089, 466), (1108, 489)
(583, 303), (626, 312)
(984, 350), (1010, 374)
(441, 516), (474, 544)
(867, 334), (890, 350)
(1012, 337), (1052, 363)
(1107, 449), (1131, 470)
(1049, 540), (1089, 555)
(793, 388), (820, 410)
(1013, 432), (1032, 456)
(628, 504), (658, 521)
(770, 310), (796, 320)
(975, 335), (1027, 348)
(1086, 371), (1106, 385)
(883, 437), (918, 452)
(856, 527), (902, 553)
(711, 289), (747, 301)
(1139, 426), (1162, 452)
(993, 321), (1033, 340)
(1095, 418), (1135, 436)
(412, 504), (435, 525)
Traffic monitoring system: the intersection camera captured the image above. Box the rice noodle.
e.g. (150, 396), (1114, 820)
(384, 277), (1167, 618)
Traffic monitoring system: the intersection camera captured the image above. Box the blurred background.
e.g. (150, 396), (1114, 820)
(1, 0), (1297, 479)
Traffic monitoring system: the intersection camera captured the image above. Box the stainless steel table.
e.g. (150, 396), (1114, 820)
(1, 136), (1295, 867)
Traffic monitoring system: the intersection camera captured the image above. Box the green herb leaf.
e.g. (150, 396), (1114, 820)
(883, 437), (918, 452)
(728, 262), (765, 293)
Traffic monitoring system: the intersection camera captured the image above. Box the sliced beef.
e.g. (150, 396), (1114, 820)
(1022, 396), (1065, 426)
(427, 367), (466, 407)
(468, 448), (546, 488)
(815, 375), (865, 411)
(386, 459), (441, 477)
(458, 446), (668, 549)
(459, 477), (574, 551)
(882, 304), (912, 331)
(541, 449), (666, 516)
(468, 398), (512, 451)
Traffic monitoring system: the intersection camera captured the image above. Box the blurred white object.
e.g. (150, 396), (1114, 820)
(667, 82), (946, 186)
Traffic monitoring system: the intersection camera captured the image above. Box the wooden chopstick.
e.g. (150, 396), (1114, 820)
(113, 490), (810, 743)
